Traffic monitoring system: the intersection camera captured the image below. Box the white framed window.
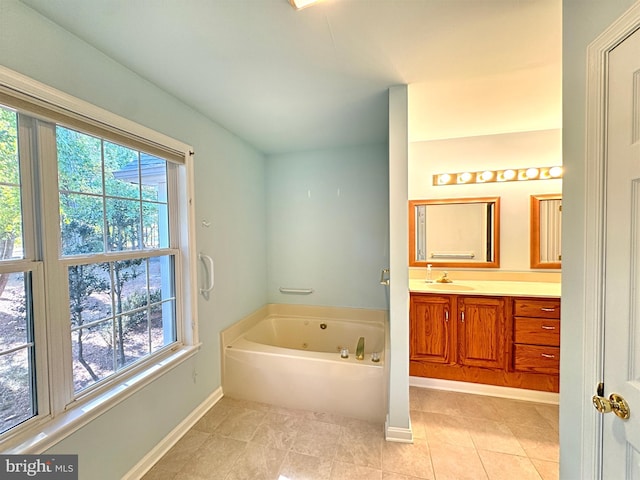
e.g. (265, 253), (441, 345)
(0, 67), (198, 452)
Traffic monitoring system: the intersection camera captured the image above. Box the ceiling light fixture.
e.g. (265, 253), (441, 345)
(289, 0), (322, 10)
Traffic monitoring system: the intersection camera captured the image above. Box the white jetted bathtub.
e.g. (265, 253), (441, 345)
(221, 304), (388, 422)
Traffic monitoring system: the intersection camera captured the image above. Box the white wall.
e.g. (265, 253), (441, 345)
(0, 0), (267, 477)
(266, 144), (389, 309)
(409, 129), (562, 271)
(561, 0), (637, 478)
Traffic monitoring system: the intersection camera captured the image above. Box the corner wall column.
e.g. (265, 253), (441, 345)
(386, 85), (412, 442)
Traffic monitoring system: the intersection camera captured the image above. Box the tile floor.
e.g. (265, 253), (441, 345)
(142, 387), (559, 480)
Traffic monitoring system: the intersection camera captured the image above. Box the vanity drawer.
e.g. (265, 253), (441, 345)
(513, 345), (560, 374)
(514, 318), (560, 346)
(513, 299), (560, 319)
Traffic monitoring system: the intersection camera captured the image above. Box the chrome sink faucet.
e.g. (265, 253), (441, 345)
(356, 337), (365, 360)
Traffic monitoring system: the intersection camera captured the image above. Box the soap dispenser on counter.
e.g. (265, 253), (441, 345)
(425, 264), (433, 283)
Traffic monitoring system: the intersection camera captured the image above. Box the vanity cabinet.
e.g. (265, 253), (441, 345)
(410, 294), (505, 369)
(410, 294), (454, 364)
(512, 298), (560, 374)
(458, 296), (505, 369)
(410, 292), (560, 393)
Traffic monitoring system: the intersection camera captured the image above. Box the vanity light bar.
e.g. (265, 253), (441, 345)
(433, 166), (563, 186)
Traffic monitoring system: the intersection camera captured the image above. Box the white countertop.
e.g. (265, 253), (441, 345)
(409, 279), (561, 298)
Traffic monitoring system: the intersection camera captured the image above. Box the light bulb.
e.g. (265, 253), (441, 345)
(549, 166), (563, 178)
(439, 173), (451, 184)
(481, 170), (494, 182)
(503, 169), (516, 181)
(526, 168), (539, 179)
(459, 172), (472, 183)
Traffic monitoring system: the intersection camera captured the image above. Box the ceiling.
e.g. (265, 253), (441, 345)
(19, 0), (562, 155)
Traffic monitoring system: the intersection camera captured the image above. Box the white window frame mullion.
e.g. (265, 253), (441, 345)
(17, 115), (51, 424)
(35, 119), (75, 413)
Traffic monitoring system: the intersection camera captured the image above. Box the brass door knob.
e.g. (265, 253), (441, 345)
(592, 392), (631, 420)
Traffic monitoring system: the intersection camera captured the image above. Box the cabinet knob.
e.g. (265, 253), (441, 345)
(541, 325), (556, 330)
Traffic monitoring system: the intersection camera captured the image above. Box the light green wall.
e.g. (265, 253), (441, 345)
(266, 144), (389, 309)
(0, 0), (267, 478)
(561, 0), (636, 478)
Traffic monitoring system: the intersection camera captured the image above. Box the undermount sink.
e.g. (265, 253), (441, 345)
(427, 283), (475, 291)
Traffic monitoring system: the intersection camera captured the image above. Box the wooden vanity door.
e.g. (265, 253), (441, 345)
(410, 294), (454, 364)
(458, 296), (505, 369)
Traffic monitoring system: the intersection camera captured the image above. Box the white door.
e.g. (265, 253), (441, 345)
(601, 22), (640, 479)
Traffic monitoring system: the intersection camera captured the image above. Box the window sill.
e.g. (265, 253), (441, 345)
(1, 344), (201, 454)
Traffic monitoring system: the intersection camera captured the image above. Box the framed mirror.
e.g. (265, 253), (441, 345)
(409, 197), (500, 268)
(530, 194), (562, 269)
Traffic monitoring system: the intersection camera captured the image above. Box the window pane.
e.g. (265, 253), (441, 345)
(56, 127), (102, 195)
(68, 263), (111, 328)
(72, 322), (115, 392)
(104, 142), (139, 200)
(60, 193), (104, 255)
(0, 272), (29, 351)
(150, 256), (176, 349)
(0, 106), (24, 261)
(140, 154), (167, 202)
(0, 271), (35, 434)
(151, 301), (176, 352)
(0, 349), (35, 434)
(142, 202), (168, 248)
(106, 198), (141, 252)
(117, 314), (148, 369)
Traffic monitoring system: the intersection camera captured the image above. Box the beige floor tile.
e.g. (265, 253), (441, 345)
(465, 417), (527, 456)
(291, 418), (342, 459)
(534, 404), (560, 431)
(330, 461), (383, 480)
(489, 397), (553, 429)
(477, 449), (542, 480)
(141, 463), (177, 480)
(336, 427), (383, 469)
(382, 473), (423, 480)
(145, 391), (560, 480)
(530, 458), (559, 480)
(422, 411), (474, 448)
(381, 438), (434, 479)
(151, 429), (210, 474)
(191, 401), (235, 433)
(180, 433), (246, 478)
(225, 441), (287, 480)
(429, 442), (488, 480)
(279, 451), (333, 480)
(409, 387), (422, 411)
(251, 412), (302, 450)
(455, 393), (503, 422)
(414, 389), (464, 416)
(409, 411), (427, 440)
(214, 406), (265, 441)
(509, 424), (559, 462)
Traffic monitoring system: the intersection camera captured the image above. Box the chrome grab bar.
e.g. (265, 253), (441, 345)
(279, 287), (314, 294)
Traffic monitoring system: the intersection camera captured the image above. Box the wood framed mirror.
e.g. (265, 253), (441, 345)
(530, 194), (562, 269)
(409, 197), (500, 268)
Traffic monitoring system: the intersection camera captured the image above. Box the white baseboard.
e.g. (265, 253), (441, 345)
(123, 386), (224, 480)
(409, 376), (559, 405)
(384, 415), (413, 443)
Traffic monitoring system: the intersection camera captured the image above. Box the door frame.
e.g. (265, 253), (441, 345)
(583, 2), (640, 477)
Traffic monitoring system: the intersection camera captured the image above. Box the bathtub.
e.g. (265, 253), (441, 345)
(221, 304), (388, 422)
